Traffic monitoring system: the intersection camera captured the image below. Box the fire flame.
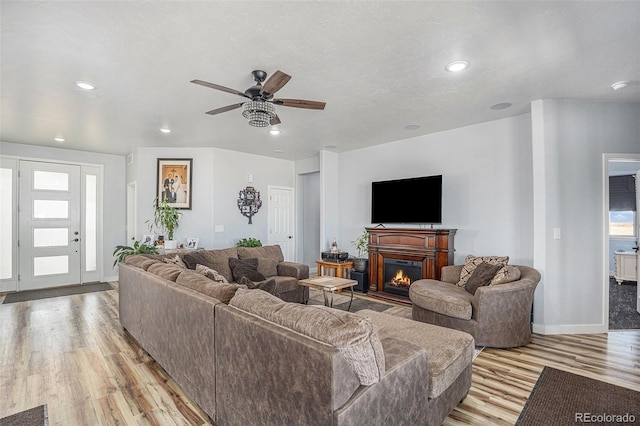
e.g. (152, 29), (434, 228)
(390, 269), (411, 288)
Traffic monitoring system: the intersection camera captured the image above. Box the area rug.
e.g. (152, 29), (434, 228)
(516, 367), (640, 425)
(0, 404), (48, 426)
(609, 277), (640, 330)
(3, 282), (112, 304)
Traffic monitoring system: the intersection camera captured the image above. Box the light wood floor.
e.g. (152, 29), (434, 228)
(1, 283), (639, 425)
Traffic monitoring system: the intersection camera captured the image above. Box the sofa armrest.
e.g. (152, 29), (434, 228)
(277, 261), (310, 280)
(441, 265), (463, 284)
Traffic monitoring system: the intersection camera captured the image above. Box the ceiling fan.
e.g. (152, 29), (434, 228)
(191, 70), (326, 127)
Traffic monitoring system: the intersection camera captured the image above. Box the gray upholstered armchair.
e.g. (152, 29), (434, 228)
(409, 265), (541, 348)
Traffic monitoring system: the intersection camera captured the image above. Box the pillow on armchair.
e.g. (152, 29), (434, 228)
(457, 255), (509, 287)
(464, 262), (502, 295)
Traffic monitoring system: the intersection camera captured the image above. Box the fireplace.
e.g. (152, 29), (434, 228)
(383, 259), (423, 296)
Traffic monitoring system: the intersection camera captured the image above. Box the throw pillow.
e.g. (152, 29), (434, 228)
(464, 262), (502, 295)
(196, 264), (228, 283)
(182, 251), (211, 270)
(229, 258), (266, 283)
(490, 265), (521, 285)
(456, 255), (509, 287)
(176, 270), (246, 304)
(163, 254), (186, 269)
(238, 276), (277, 294)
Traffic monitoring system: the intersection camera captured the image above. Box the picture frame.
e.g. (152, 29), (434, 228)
(186, 237), (199, 249)
(142, 234), (155, 246)
(157, 158), (193, 209)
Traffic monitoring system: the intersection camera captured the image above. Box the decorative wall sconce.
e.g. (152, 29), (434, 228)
(237, 186), (262, 224)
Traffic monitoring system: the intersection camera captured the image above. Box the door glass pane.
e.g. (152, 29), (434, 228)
(33, 200), (68, 219)
(0, 168), (12, 279)
(34, 228), (69, 247)
(33, 171), (69, 191)
(85, 175), (97, 271)
(34, 255), (69, 276)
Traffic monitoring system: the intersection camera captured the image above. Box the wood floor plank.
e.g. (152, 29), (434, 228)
(1, 283), (639, 425)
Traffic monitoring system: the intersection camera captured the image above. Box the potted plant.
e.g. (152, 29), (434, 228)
(236, 237), (263, 247)
(112, 240), (159, 267)
(146, 197), (181, 249)
(351, 230), (369, 272)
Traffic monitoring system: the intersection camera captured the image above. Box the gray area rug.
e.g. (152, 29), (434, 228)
(0, 404), (48, 426)
(3, 282), (112, 304)
(609, 277), (640, 329)
(516, 367), (640, 425)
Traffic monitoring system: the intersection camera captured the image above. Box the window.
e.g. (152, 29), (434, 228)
(609, 211), (636, 237)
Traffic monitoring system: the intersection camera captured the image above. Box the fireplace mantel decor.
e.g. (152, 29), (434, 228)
(366, 228), (456, 294)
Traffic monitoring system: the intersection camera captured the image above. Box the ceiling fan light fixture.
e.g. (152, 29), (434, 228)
(242, 100), (276, 127)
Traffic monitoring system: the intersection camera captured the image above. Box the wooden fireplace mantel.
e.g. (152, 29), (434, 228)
(366, 227), (456, 293)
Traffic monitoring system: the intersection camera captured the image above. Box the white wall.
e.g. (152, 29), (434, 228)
(128, 147), (295, 251)
(337, 114), (534, 264)
(0, 141), (126, 281)
(532, 100), (640, 333)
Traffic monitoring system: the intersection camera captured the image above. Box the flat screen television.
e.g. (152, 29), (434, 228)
(371, 175), (442, 224)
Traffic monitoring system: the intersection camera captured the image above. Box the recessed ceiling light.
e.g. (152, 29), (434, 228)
(445, 61), (469, 72)
(611, 81), (629, 91)
(160, 128), (171, 134)
(273, 149), (283, 153)
(75, 81), (96, 90)
(54, 137), (65, 143)
(269, 128), (280, 135)
(490, 102), (512, 110)
(403, 124), (421, 131)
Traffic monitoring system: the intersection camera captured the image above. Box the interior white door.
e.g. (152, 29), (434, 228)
(19, 161), (81, 290)
(636, 170), (640, 314)
(268, 186), (295, 261)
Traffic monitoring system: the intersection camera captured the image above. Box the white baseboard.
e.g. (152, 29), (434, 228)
(103, 274), (118, 283)
(532, 322), (607, 335)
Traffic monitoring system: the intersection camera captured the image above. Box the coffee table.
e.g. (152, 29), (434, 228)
(299, 276), (357, 311)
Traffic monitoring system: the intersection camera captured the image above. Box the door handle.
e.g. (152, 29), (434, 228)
(71, 238), (79, 242)
(288, 236), (293, 239)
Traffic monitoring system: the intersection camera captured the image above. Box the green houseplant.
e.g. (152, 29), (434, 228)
(146, 197), (181, 248)
(351, 229), (369, 272)
(236, 237), (263, 247)
(112, 240), (158, 267)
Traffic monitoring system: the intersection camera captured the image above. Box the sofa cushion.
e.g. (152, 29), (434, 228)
(456, 255), (509, 287)
(124, 254), (159, 270)
(490, 265), (521, 285)
(229, 258), (266, 283)
(229, 288), (385, 386)
(464, 262), (502, 295)
(409, 279), (474, 320)
(176, 270), (247, 304)
(237, 245), (285, 263)
(359, 309), (474, 399)
(183, 248), (238, 282)
(196, 264), (229, 283)
(147, 262), (184, 282)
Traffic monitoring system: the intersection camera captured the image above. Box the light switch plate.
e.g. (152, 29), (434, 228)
(553, 228), (561, 240)
(215, 225), (224, 233)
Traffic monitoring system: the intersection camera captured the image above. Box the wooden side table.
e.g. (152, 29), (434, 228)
(316, 260), (354, 279)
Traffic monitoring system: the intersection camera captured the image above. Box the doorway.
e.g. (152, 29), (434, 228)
(606, 156), (640, 330)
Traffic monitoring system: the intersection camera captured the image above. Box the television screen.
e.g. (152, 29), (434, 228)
(371, 175), (442, 224)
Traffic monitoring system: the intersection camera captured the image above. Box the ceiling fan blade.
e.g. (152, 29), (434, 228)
(260, 70), (291, 96)
(191, 79), (250, 99)
(273, 98), (326, 110)
(205, 103), (244, 115)
(270, 115), (281, 126)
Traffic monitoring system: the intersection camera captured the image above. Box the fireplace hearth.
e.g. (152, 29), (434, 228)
(383, 259), (422, 296)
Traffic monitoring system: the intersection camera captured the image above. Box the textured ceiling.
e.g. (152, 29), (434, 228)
(1, 1), (639, 160)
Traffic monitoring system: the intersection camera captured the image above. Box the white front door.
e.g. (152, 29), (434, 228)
(19, 161), (82, 290)
(268, 186), (295, 261)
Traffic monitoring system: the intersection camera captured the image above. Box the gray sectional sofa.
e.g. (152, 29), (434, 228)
(118, 244), (475, 425)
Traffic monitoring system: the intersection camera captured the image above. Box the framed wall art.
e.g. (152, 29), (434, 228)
(157, 158), (193, 209)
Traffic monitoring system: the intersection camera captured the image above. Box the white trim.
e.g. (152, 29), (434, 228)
(532, 322), (607, 335)
(602, 153), (640, 332)
(103, 274), (118, 283)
